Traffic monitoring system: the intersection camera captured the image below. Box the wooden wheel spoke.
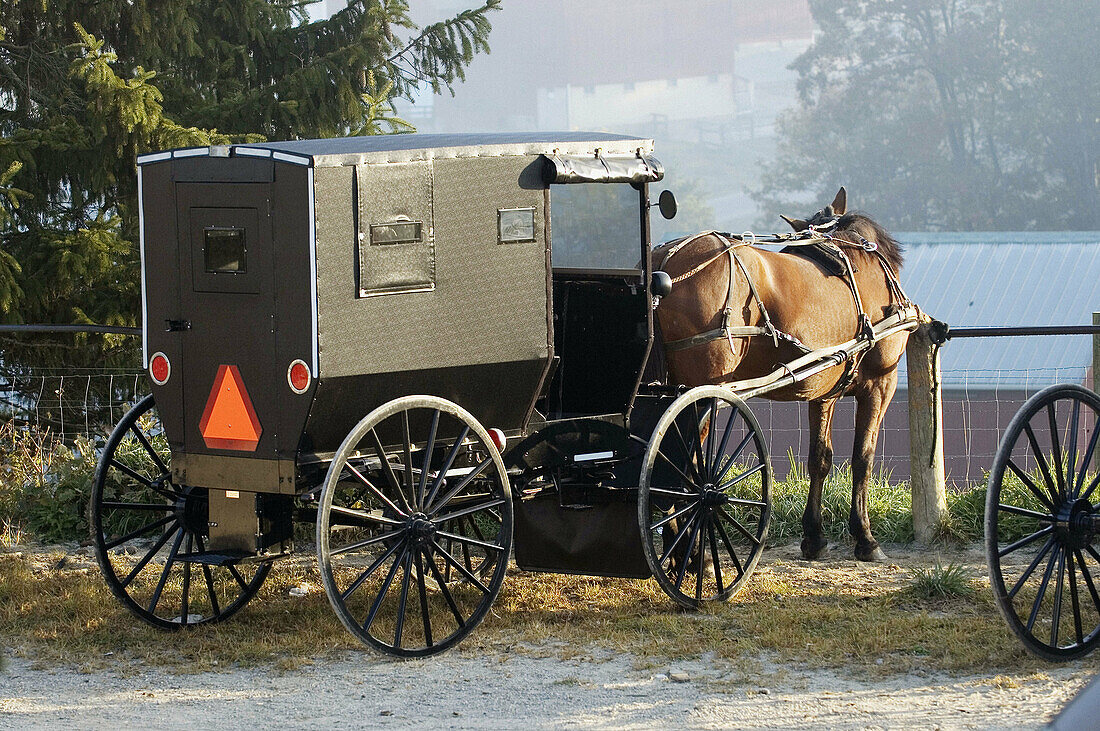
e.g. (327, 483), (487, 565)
(673, 514), (704, 591)
(657, 506), (699, 566)
(414, 549), (434, 648)
(999, 525), (1054, 559)
(433, 497), (505, 525)
(648, 486), (696, 499)
(1023, 423), (1061, 507)
(714, 431), (754, 486)
(713, 516), (744, 579)
(327, 505), (404, 529)
(1025, 549), (1059, 634)
(670, 420), (705, 485)
(695, 515), (707, 601)
(227, 564), (250, 592)
(1066, 550), (1084, 646)
(429, 539), (491, 595)
(1066, 400), (1081, 498)
(704, 399), (719, 475)
(710, 406), (739, 481)
(718, 507), (763, 547)
(340, 538), (405, 601)
(393, 550), (414, 649)
(1047, 403), (1066, 498)
(427, 457), (495, 516)
(719, 461), (766, 491)
(688, 401), (709, 481)
(707, 519), (724, 596)
(1050, 549), (1066, 647)
(651, 501), (698, 532)
(997, 503), (1053, 522)
(654, 447), (702, 491)
(424, 426), (470, 508)
(128, 424), (168, 476)
(417, 410), (440, 510)
(345, 463), (408, 518)
(424, 546), (467, 628)
(180, 534), (193, 627)
(121, 523), (179, 588)
(1006, 458), (1057, 513)
(401, 411), (416, 513)
(108, 459), (157, 489)
(435, 530), (504, 554)
(195, 535), (221, 618)
(330, 529), (406, 557)
(102, 501), (172, 512)
(368, 428), (412, 515)
(105, 514), (176, 550)
(1073, 413), (1100, 498)
(147, 528), (185, 615)
(1073, 549), (1100, 617)
(363, 542), (409, 632)
(1008, 536), (1056, 600)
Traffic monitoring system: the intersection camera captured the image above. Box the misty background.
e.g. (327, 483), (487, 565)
(312, 0), (1099, 241)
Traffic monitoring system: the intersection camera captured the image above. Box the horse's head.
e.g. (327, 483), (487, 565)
(780, 187), (847, 232)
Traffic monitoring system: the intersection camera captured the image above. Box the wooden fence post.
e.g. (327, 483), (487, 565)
(907, 317), (947, 543)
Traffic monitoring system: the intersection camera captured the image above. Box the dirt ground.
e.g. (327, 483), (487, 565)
(2, 543), (1096, 729)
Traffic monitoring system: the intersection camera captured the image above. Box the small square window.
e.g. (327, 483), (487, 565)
(204, 227), (246, 273)
(370, 221), (423, 245)
(498, 208), (535, 243)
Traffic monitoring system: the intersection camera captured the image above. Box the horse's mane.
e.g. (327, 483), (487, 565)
(834, 212), (904, 272)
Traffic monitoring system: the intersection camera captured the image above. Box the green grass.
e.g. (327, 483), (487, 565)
(907, 562), (974, 599)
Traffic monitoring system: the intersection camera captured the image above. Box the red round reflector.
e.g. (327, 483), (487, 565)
(149, 352), (171, 386)
(487, 428), (507, 453)
(287, 360), (311, 394)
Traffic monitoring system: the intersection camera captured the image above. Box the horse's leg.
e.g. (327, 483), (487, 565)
(850, 371), (898, 562)
(801, 397), (837, 560)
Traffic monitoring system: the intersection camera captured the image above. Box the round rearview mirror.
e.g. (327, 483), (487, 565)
(658, 189), (678, 220)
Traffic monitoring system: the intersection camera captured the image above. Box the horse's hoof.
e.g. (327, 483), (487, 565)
(801, 538), (829, 561)
(856, 546), (889, 562)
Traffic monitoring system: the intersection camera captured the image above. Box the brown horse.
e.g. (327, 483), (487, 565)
(652, 188), (908, 562)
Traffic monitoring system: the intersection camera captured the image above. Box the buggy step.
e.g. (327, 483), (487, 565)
(176, 550), (254, 566)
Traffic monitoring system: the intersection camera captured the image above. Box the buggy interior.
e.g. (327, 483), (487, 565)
(542, 182), (651, 418)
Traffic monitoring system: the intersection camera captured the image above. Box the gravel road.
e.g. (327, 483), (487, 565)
(2, 648), (1092, 729)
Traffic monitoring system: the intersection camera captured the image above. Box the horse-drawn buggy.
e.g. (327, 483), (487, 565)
(95, 132), (920, 656)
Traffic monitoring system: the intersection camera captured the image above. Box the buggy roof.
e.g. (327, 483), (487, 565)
(137, 131), (656, 169)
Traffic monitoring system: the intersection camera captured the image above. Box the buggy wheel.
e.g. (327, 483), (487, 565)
(317, 395), (513, 657)
(986, 384), (1100, 661)
(92, 395), (269, 629)
(639, 386), (771, 608)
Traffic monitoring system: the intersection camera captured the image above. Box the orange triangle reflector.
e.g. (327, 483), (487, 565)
(199, 364), (262, 451)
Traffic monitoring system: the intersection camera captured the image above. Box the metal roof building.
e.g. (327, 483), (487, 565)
(898, 232), (1100, 389)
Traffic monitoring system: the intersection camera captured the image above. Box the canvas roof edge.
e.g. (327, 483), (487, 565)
(136, 132), (656, 168)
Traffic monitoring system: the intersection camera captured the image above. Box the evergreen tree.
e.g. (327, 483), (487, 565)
(0, 0), (499, 424)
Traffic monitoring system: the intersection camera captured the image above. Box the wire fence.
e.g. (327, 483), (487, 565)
(0, 368), (146, 442)
(1, 359), (1092, 489)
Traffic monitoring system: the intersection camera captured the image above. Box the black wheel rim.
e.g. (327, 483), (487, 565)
(317, 396), (512, 657)
(92, 395), (269, 630)
(639, 387), (772, 608)
(986, 384), (1100, 661)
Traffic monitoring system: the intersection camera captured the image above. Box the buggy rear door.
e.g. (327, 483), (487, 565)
(175, 182), (278, 458)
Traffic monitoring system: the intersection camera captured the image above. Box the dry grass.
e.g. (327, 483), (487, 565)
(1, 543), (1073, 678)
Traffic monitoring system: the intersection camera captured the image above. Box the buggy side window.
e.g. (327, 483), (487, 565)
(357, 162), (435, 297)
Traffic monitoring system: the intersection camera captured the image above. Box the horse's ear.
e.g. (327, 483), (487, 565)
(831, 187), (847, 216)
(780, 214), (809, 232)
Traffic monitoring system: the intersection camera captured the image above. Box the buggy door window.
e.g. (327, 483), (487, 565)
(190, 207), (261, 293)
(550, 184), (640, 272)
(357, 161), (435, 296)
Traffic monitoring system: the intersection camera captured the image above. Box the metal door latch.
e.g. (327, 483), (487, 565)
(165, 319), (191, 332)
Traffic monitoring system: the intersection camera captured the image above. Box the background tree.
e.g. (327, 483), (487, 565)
(752, 0), (1099, 232)
(0, 0), (499, 425)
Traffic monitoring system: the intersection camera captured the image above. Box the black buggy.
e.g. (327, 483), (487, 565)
(93, 133), (773, 656)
